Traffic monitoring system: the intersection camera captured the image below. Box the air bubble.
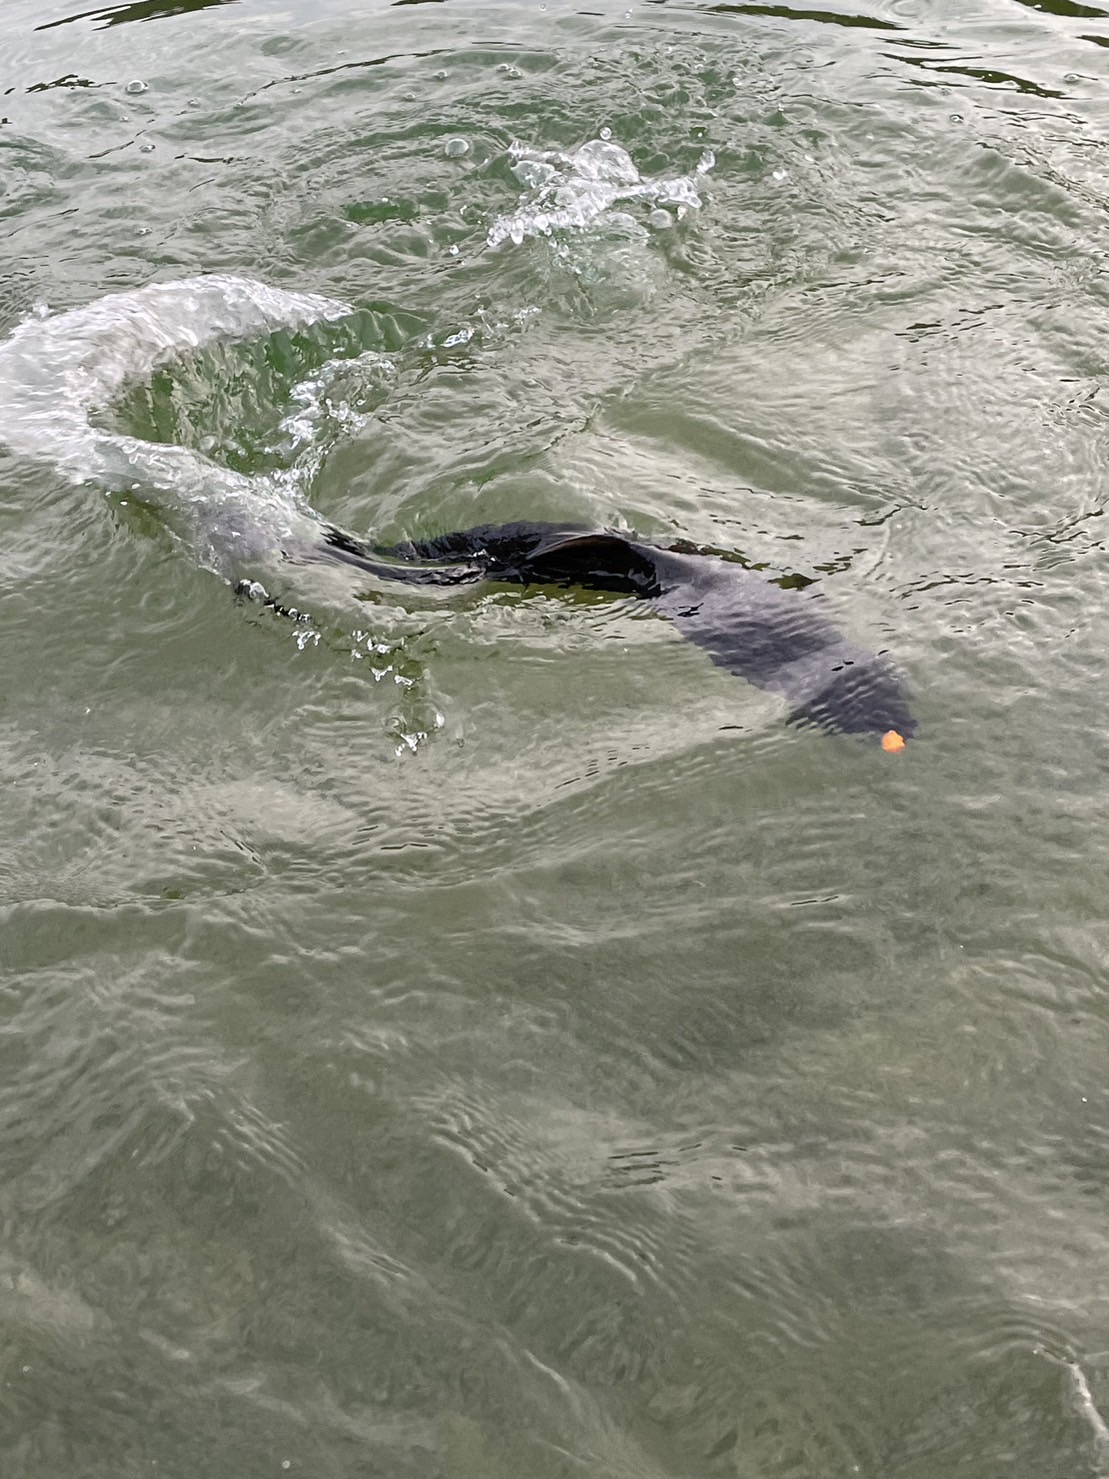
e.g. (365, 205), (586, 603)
(448, 244), (459, 256)
(599, 126), (612, 141)
(648, 208), (672, 229)
(771, 168), (788, 181)
(950, 113), (963, 123)
(444, 136), (469, 157)
(125, 80), (148, 95)
(434, 70), (448, 80)
(140, 143), (155, 153)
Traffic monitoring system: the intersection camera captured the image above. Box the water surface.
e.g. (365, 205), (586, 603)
(4, 1), (1109, 1474)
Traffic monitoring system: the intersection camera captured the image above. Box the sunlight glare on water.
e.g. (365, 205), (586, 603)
(4, 0), (1109, 1475)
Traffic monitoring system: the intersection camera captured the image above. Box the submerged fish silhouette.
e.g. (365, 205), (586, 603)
(313, 521), (917, 743)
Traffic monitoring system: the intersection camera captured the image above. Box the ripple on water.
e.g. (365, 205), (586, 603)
(7, 2), (1109, 1475)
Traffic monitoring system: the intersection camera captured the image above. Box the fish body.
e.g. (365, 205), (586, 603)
(320, 523), (917, 740)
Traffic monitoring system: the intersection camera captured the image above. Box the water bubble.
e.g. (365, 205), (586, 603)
(950, 113), (964, 123)
(448, 244), (460, 256)
(291, 87), (302, 94)
(403, 92), (415, 101)
(125, 80), (148, 95)
(434, 70), (448, 81)
(140, 142), (155, 153)
(186, 98), (201, 108)
(648, 208), (673, 229)
(1065, 72), (1079, 84)
(771, 168), (788, 181)
(513, 157), (557, 190)
(731, 75), (741, 88)
(599, 126), (612, 141)
(444, 136), (469, 157)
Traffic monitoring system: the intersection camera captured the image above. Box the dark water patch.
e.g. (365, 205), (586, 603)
(890, 54), (1068, 97)
(35, 0), (237, 30)
(696, 2), (903, 29)
(1008, 0), (1109, 17)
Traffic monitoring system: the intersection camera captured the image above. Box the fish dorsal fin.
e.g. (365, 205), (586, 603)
(520, 532), (661, 595)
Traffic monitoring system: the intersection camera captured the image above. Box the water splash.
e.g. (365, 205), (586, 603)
(487, 137), (715, 248)
(0, 275), (354, 581)
(272, 348), (395, 493)
(0, 274), (445, 751)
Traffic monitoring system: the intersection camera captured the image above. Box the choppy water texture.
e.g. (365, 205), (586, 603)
(5, 0), (1109, 1474)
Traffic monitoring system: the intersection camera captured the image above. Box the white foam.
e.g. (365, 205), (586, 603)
(487, 138), (714, 248)
(0, 274), (353, 578)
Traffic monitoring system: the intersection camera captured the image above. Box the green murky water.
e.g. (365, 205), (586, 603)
(5, 1), (1109, 1474)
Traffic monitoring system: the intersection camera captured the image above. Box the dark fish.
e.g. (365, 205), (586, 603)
(317, 520), (917, 745)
